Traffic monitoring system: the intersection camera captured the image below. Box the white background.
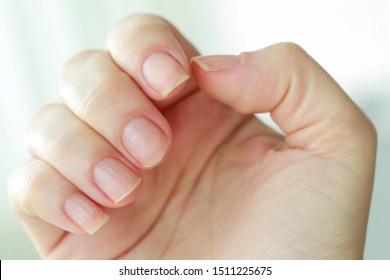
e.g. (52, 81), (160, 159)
(0, 0), (389, 259)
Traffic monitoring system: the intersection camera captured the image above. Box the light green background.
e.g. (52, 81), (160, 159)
(1, 0), (389, 259)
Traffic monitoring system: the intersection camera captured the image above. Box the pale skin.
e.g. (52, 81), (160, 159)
(8, 14), (377, 259)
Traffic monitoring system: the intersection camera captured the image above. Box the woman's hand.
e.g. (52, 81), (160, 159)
(8, 14), (376, 259)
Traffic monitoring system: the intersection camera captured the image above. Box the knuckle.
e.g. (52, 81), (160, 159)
(61, 50), (100, 80)
(275, 42), (309, 65)
(122, 13), (169, 28)
(113, 13), (170, 36)
(8, 159), (48, 216)
(7, 167), (22, 215)
(27, 104), (63, 139)
(107, 13), (172, 56)
(59, 50), (102, 101)
(75, 71), (126, 120)
(27, 103), (65, 142)
(59, 50), (127, 119)
(277, 42), (306, 55)
(26, 104), (76, 158)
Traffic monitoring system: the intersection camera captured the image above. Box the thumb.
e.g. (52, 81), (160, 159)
(191, 43), (376, 163)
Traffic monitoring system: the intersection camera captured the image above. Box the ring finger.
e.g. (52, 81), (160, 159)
(27, 104), (141, 207)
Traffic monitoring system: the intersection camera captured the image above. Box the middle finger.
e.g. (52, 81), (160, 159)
(59, 50), (172, 169)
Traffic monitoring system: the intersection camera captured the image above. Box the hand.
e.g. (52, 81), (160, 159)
(8, 14), (376, 259)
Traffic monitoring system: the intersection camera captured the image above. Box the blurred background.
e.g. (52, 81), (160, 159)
(0, 0), (389, 259)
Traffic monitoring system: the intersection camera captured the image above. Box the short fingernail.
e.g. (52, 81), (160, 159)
(142, 52), (189, 97)
(93, 157), (141, 203)
(191, 55), (241, 72)
(123, 117), (170, 168)
(65, 192), (109, 235)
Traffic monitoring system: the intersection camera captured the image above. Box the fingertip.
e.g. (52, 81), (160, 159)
(92, 157), (142, 205)
(104, 175), (143, 207)
(107, 14), (193, 101)
(64, 191), (110, 235)
(191, 54), (242, 73)
(142, 51), (190, 99)
(122, 116), (172, 169)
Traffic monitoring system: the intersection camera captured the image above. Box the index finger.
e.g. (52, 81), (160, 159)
(107, 14), (200, 106)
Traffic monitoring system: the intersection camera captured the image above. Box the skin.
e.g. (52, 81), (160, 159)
(8, 14), (376, 259)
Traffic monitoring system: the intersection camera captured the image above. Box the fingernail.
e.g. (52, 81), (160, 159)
(142, 52), (189, 97)
(65, 192), (109, 235)
(191, 55), (241, 72)
(93, 157), (141, 203)
(123, 117), (170, 168)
